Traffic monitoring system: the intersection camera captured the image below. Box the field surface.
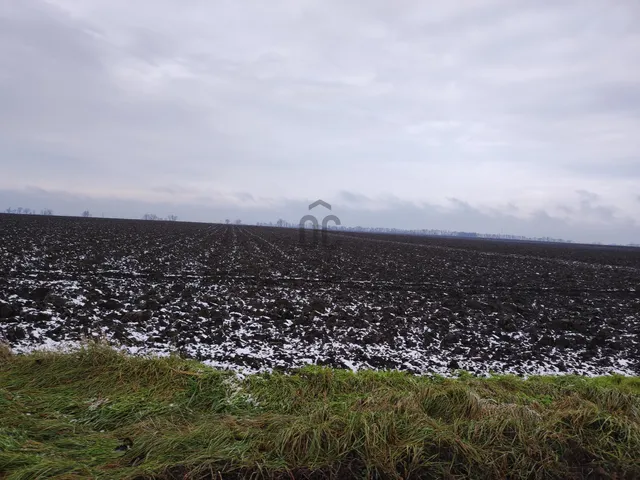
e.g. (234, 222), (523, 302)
(0, 214), (639, 376)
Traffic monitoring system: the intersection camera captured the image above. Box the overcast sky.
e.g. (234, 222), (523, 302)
(1, 0), (639, 243)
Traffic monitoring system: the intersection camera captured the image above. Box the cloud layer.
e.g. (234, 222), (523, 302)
(1, 1), (639, 243)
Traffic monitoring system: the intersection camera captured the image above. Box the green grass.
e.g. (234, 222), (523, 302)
(1, 342), (639, 479)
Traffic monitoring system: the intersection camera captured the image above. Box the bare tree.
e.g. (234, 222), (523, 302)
(142, 213), (159, 220)
(40, 209), (53, 215)
(225, 219), (231, 224)
(167, 215), (178, 221)
(16, 207), (23, 214)
(4, 208), (13, 214)
(82, 210), (92, 217)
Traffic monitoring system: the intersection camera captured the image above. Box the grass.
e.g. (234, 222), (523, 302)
(0, 343), (639, 479)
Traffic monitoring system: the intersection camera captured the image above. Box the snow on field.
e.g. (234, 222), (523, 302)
(1, 214), (639, 377)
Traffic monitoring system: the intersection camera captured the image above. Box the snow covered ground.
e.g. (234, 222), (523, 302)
(1, 214), (639, 377)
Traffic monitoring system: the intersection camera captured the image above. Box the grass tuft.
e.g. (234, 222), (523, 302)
(0, 342), (11, 361)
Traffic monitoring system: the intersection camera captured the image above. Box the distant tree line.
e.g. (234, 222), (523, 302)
(328, 225), (572, 243)
(3, 208), (181, 221)
(259, 220), (577, 244)
(4, 207), (53, 215)
(255, 219), (294, 227)
(142, 213), (179, 221)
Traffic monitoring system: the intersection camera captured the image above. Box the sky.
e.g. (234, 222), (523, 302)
(1, 0), (639, 244)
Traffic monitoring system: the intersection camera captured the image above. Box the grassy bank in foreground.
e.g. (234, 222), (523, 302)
(0, 344), (639, 480)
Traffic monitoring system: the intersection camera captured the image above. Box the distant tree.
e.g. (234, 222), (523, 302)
(167, 215), (178, 221)
(82, 210), (92, 217)
(4, 208), (13, 214)
(40, 209), (53, 216)
(23, 208), (32, 215)
(276, 219), (286, 227)
(234, 219), (242, 225)
(142, 213), (159, 221)
(225, 219), (231, 224)
(16, 207), (23, 214)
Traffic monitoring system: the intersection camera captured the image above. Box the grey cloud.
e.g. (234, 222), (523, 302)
(1, 0), (640, 243)
(234, 192), (256, 203)
(150, 185), (194, 195)
(446, 198), (477, 213)
(574, 161), (640, 180)
(575, 190), (620, 222)
(578, 203), (617, 223)
(339, 191), (370, 204)
(576, 190), (600, 203)
(557, 205), (574, 216)
(1, 187), (638, 245)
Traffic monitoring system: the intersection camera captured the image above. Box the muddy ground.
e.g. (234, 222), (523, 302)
(1, 214), (638, 376)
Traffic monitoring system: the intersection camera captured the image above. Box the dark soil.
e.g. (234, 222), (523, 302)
(1, 213), (638, 376)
